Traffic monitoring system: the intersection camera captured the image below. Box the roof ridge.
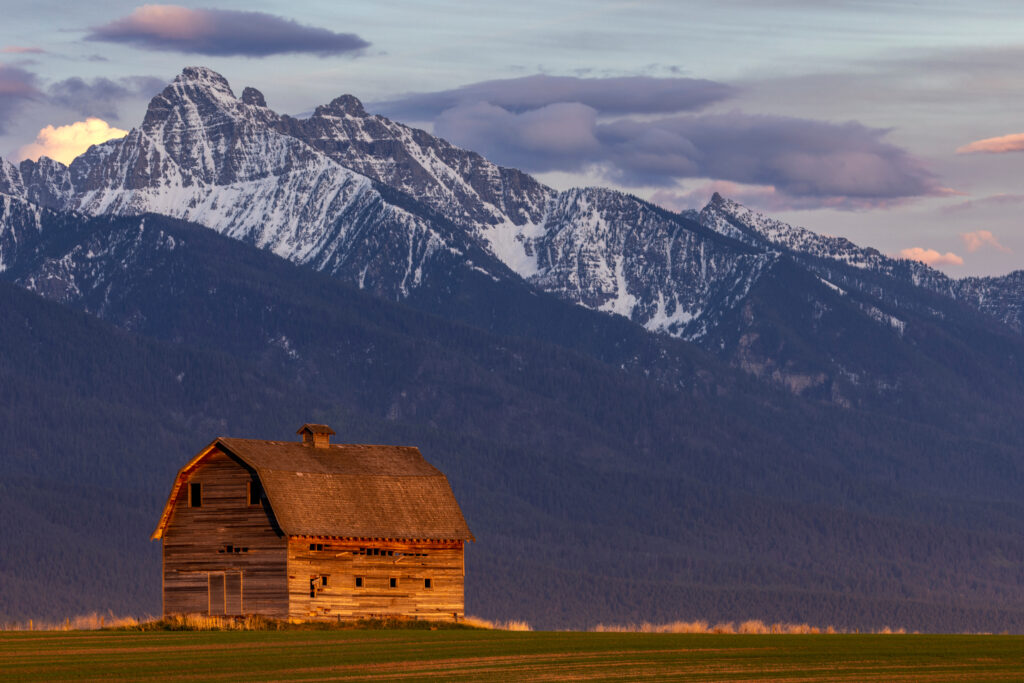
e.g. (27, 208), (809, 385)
(219, 437), (419, 449)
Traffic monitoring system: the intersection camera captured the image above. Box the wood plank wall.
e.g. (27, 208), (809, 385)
(162, 450), (288, 617)
(287, 539), (465, 621)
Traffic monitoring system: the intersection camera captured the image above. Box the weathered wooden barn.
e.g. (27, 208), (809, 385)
(151, 424), (474, 620)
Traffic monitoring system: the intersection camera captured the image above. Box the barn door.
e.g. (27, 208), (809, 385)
(225, 571), (243, 615)
(208, 572), (225, 615)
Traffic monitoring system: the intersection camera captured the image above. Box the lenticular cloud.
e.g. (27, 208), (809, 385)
(87, 5), (370, 57)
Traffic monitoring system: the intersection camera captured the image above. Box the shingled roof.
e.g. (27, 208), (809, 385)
(152, 434), (473, 542)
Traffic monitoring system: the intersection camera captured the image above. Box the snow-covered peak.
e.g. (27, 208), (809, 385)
(700, 193), (879, 266)
(141, 67), (264, 133)
(175, 66), (235, 94)
(0, 157), (25, 197)
(700, 192), (807, 248)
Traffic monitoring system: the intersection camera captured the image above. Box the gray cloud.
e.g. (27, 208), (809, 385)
(944, 193), (1024, 214)
(86, 5), (370, 57)
(431, 102), (938, 205)
(47, 76), (165, 121)
(0, 64), (42, 133)
(377, 74), (736, 119)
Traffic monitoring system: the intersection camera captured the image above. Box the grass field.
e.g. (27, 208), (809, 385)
(1, 630), (1022, 681)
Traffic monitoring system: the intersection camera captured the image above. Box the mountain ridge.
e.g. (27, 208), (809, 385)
(2, 65), (1024, 396)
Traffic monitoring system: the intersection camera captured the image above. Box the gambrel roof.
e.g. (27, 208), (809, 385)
(152, 436), (474, 542)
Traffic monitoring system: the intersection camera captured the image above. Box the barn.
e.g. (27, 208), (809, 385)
(151, 424), (474, 621)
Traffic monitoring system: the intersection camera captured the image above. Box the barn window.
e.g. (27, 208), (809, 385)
(218, 544), (248, 554)
(424, 578), (432, 589)
(308, 543), (324, 552)
(248, 480), (262, 506)
(389, 577), (397, 588)
(189, 482), (202, 508)
(355, 577), (363, 588)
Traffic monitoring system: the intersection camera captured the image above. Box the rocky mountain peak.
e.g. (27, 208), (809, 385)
(142, 67), (239, 130)
(176, 66), (234, 91)
(241, 86), (267, 108)
(316, 94), (367, 118)
(0, 157), (25, 196)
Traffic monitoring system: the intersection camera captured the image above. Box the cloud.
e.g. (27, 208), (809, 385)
(47, 75), (165, 120)
(429, 100), (938, 206)
(86, 5), (370, 57)
(0, 63), (42, 133)
(1, 46), (45, 54)
(957, 133), (1024, 155)
(17, 118), (129, 165)
(956, 132), (1024, 155)
(377, 74), (737, 119)
(944, 193), (1024, 213)
(898, 247), (963, 266)
(961, 230), (1010, 254)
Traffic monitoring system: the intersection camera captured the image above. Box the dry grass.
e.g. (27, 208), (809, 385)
(0, 611), (142, 631)
(461, 616), (533, 631)
(1, 612), (920, 635)
(592, 618), (908, 634)
(2, 613), (488, 632)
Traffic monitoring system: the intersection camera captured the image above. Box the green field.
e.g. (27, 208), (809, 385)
(1, 630), (1022, 681)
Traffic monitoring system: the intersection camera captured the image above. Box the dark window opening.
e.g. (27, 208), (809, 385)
(217, 544), (248, 554)
(189, 482), (202, 508)
(248, 480), (262, 506)
(355, 577), (363, 588)
(389, 577), (397, 588)
(424, 578), (432, 589)
(309, 543), (324, 552)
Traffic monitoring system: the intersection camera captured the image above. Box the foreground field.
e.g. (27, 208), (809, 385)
(1, 630), (1022, 681)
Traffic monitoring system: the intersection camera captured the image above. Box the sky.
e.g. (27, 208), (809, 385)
(2, 0), (1023, 276)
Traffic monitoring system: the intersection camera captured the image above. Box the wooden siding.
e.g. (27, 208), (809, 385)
(161, 449), (288, 617)
(286, 538), (465, 620)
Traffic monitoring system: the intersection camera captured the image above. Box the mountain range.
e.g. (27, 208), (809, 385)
(0, 67), (1021, 631)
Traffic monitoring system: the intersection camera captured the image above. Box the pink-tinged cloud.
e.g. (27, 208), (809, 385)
(956, 132), (1024, 154)
(87, 5), (370, 57)
(17, 118), (128, 166)
(961, 230), (1010, 254)
(0, 46), (45, 54)
(898, 247), (964, 266)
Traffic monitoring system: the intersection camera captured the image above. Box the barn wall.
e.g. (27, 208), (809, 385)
(162, 449), (288, 617)
(287, 539), (465, 620)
